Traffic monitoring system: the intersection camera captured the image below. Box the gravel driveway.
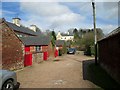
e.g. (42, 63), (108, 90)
(17, 53), (99, 88)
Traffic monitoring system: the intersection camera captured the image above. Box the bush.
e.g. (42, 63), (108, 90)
(84, 45), (91, 56)
(59, 49), (62, 56)
(78, 45), (86, 51)
(91, 46), (95, 55)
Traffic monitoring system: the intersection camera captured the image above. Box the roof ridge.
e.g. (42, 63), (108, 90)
(98, 27), (120, 42)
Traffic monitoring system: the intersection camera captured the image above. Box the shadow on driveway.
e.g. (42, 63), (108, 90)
(82, 59), (120, 89)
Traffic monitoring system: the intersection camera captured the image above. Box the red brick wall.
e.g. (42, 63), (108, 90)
(41, 46), (48, 52)
(48, 42), (54, 57)
(1, 21), (24, 70)
(41, 42), (54, 58)
(98, 33), (120, 84)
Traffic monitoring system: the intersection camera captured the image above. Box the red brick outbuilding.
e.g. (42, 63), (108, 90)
(1, 18), (24, 70)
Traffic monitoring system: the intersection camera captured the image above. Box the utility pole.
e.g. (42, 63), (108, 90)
(92, 1), (97, 65)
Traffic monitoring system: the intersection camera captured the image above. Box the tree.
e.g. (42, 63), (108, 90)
(73, 28), (79, 38)
(51, 31), (56, 47)
(67, 27), (104, 54)
(79, 29), (104, 55)
(73, 28), (80, 45)
(96, 28), (104, 40)
(78, 32), (94, 55)
(51, 31), (56, 40)
(82, 32), (94, 46)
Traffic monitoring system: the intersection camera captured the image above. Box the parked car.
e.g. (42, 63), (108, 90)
(0, 70), (20, 90)
(67, 48), (76, 54)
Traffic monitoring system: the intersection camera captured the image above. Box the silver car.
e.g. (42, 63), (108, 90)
(0, 70), (20, 90)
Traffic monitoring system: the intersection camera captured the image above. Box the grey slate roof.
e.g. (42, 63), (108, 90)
(20, 36), (51, 46)
(56, 40), (65, 46)
(6, 21), (37, 36)
(0, 18), (37, 36)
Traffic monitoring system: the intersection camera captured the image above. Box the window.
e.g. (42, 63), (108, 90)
(36, 46), (41, 52)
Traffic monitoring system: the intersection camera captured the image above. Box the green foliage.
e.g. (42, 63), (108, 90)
(73, 28), (80, 41)
(79, 32), (95, 55)
(72, 28), (104, 55)
(50, 31), (56, 47)
(59, 49), (62, 56)
(96, 28), (104, 40)
(91, 46), (95, 55)
(81, 32), (94, 46)
(51, 31), (56, 40)
(51, 37), (55, 47)
(66, 40), (72, 48)
(85, 45), (92, 56)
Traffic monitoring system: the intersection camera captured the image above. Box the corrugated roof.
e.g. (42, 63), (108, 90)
(98, 27), (120, 42)
(107, 27), (120, 37)
(20, 36), (51, 46)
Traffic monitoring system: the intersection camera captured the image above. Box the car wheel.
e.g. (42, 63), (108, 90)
(2, 80), (14, 90)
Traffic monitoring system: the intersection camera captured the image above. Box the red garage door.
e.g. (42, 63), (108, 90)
(54, 49), (58, 58)
(43, 51), (48, 61)
(24, 46), (32, 66)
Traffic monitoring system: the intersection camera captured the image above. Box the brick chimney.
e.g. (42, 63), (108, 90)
(12, 18), (21, 27)
(30, 25), (37, 32)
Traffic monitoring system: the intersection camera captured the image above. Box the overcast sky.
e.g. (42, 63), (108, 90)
(1, 0), (119, 34)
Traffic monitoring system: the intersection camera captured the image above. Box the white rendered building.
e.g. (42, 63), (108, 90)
(56, 31), (74, 41)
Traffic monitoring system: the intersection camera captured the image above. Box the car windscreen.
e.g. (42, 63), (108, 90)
(69, 48), (75, 51)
